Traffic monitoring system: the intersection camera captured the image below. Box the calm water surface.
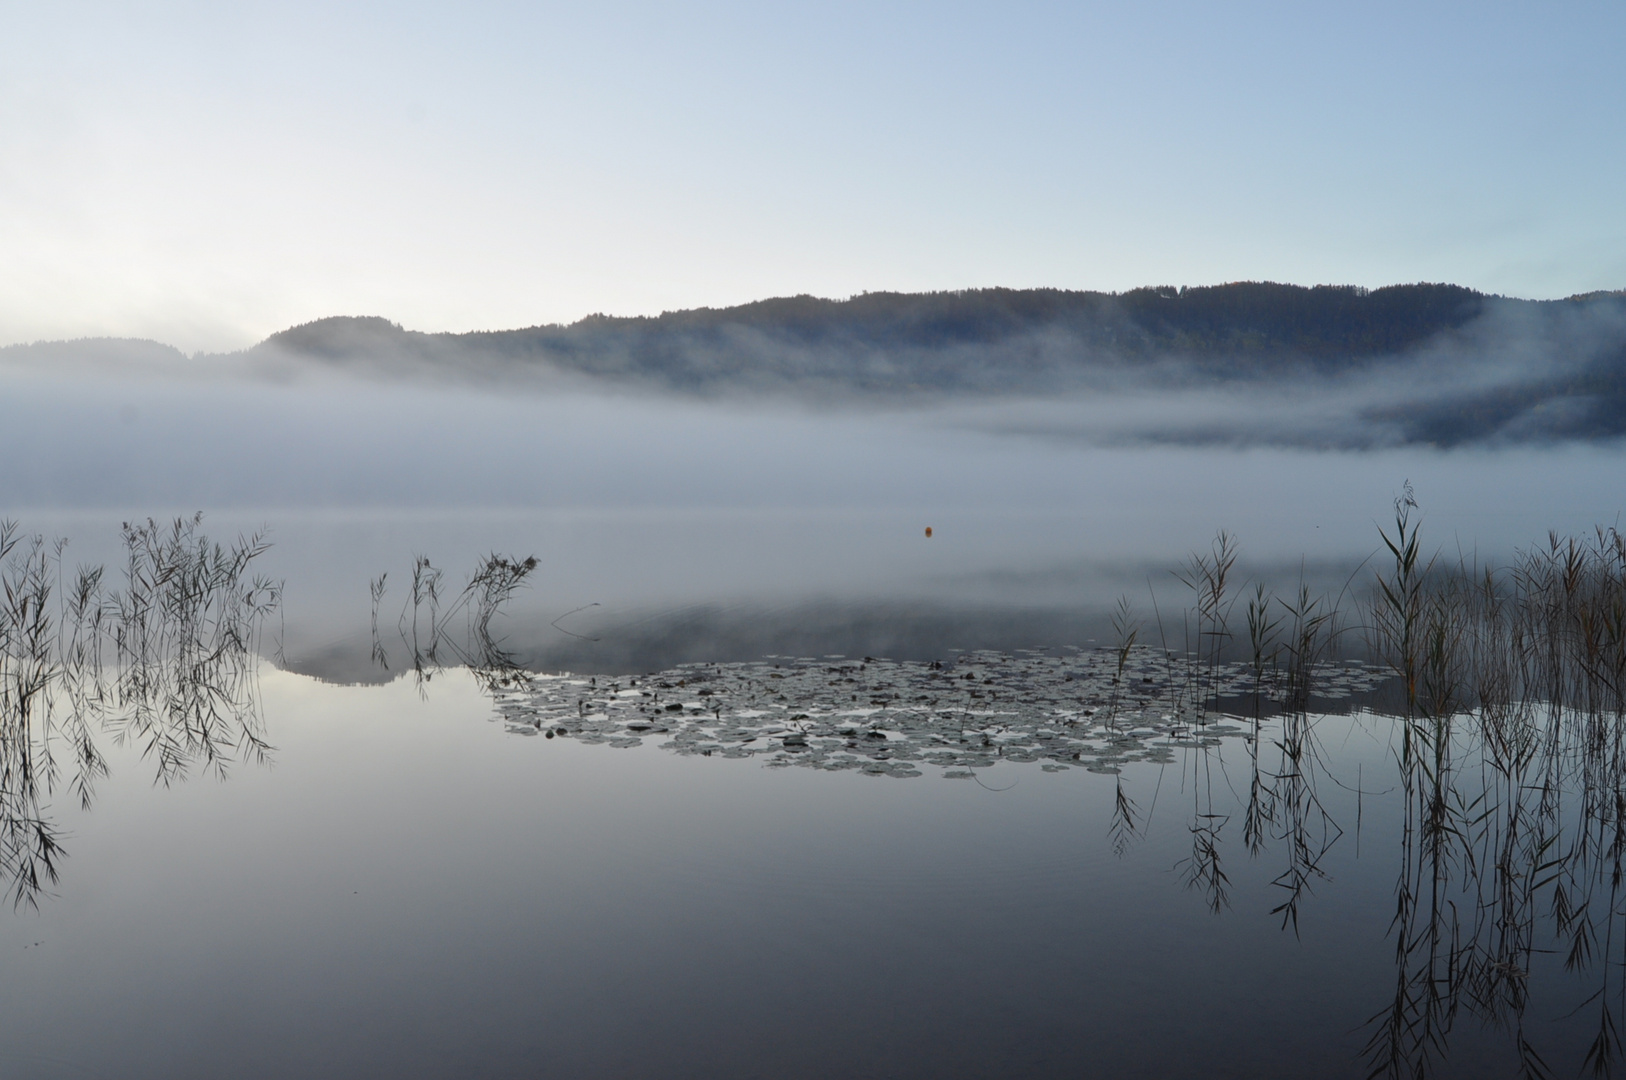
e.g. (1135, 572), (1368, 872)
(3, 383), (1625, 1077)
(0, 650), (1615, 1079)
(0, 671), (1426, 1079)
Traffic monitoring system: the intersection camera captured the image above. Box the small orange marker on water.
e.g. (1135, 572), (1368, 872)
(924, 526), (933, 538)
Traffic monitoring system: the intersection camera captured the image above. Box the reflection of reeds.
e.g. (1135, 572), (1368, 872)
(1343, 496), (1626, 1078)
(0, 526), (73, 908)
(1142, 492), (1626, 1074)
(1109, 774), (1139, 858)
(110, 515), (280, 784)
(373, 552), (539, 693)
(0, 515), (278, 908)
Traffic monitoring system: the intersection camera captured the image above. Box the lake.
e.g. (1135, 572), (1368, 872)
(2, 374), (1624, 1078)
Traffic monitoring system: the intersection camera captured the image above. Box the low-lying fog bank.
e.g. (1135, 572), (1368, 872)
(1, 365), (1620, 680)
(9, 282), (1626, 448)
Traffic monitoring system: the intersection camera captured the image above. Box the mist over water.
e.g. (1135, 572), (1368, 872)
(5, 326), (1626, 1079)
(2, 362), (1622, 675)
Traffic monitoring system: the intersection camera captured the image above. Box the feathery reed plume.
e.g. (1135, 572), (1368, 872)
(1106, 595), (1140, 730)
(1175, 530), (1239, 719)
(370, 573), (389, 669)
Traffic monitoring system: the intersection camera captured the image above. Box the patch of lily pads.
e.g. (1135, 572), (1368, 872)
(490, 646), (1392, 779)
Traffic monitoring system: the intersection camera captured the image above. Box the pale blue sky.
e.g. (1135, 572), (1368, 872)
(1, 0), (1621, 352)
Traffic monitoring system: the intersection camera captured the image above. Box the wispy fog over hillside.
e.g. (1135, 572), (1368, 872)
(4, 282), (1624, 675)
(6, 282), (1626, 449)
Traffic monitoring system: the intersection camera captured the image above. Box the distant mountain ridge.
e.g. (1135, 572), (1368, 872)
(8, 282), (1626, 447)
(253, 282), (1499, 388)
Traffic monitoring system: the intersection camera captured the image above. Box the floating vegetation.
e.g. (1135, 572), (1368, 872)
(483, 520), (1382, 777)
(489, 646), (1386, 777)
(0, 515), (278, 908)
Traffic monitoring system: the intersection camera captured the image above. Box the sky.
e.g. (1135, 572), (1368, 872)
(2, 0), (1623, 354)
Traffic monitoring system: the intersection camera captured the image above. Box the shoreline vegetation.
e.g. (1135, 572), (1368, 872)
(5, 281), (1626, 446)
(0, 515), (279, 907)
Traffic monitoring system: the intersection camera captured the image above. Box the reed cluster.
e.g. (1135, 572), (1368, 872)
(0, 515), (278, 908)
(1154, 487), (1626, 1079)
(371, 552), (538, 692)
(1359, 496), (1626, 1080)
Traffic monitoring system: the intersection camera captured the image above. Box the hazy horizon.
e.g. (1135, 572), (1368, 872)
(4, 277), (1625, 358)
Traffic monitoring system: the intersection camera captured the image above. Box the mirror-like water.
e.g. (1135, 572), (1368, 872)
(4, 374), (1626, 1077)
(4, 658), (1623, 1079)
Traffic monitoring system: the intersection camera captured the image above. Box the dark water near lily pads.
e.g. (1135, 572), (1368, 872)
(3, 383), (1626, 1077)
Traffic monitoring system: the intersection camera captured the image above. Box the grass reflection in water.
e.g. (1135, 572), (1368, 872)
(0, 514), (278, 908)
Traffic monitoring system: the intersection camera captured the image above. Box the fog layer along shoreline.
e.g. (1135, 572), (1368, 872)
(7, 282), (1626, 449)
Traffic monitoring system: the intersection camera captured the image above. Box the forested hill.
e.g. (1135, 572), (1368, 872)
(10, 281), (1626, 447)
(550, 281), (1487, 361)
(230, 281), (1626, 446)
(256, 282), (1501, 391)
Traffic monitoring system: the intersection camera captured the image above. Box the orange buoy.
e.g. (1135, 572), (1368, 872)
(924, 526), (933, 538)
